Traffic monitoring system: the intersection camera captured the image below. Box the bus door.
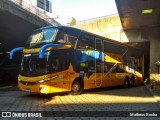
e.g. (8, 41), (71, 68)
(49, 57), (64, 92)
(61, 58), (71, 91)
(95, 38), (103, 87)
(49, 50), (70, 92)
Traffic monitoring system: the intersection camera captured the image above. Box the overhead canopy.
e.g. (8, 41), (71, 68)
(115, 0), (160, 30)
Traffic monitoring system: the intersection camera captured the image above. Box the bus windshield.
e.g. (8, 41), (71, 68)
(20, 52), (50, 76)
(25, 28), (58, 48)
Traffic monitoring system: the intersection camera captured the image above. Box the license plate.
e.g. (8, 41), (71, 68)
(25, 88), (30, 92)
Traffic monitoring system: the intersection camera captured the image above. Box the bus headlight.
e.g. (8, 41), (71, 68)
(39, 85), (50, 93)
(37, 75), (58, 83)
(38, 79), (47, 83)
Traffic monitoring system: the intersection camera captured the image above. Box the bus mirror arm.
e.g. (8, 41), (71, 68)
(39, 43), (62, 58)
(9, 47), (24, 59)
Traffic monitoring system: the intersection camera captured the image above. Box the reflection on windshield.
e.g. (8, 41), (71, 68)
(20, 53), (50, 76)
(30, 32), (43, 43)
(26, 28), (58, 48)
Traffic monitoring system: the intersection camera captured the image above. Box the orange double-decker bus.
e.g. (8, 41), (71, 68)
(10, 26), (143, 94)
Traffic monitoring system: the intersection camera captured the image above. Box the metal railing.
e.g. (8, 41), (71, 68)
(10, 0), (51, 24)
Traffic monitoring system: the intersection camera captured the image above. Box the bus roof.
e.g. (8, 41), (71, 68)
(35, 26), (138, 48)
(33, 26), (141, 57)
(35, 26), (82, 37)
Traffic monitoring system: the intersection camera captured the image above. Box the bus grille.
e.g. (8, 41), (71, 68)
(20, 81), (37, 86)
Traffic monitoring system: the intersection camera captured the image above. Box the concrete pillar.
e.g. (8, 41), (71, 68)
(149, 27), (160, 83)
(124, 28), (150, 80)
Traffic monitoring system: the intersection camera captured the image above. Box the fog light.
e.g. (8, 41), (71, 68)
(39, 87), (45, 91)
(40, 86), (49, 93)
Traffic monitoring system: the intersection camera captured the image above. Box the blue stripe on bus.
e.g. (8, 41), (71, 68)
(79, 72), (84, 78)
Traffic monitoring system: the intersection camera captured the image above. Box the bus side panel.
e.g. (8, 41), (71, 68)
(102, 73), (123, 87)
(84, 73), (96, 89)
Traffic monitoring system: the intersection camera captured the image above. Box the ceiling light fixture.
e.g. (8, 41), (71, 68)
(142, 9), (152, 14)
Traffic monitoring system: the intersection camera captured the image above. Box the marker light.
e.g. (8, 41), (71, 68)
(142, 9), (152, 14)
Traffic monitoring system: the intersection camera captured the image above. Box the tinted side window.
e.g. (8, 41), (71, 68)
(95, 38), (103, 51)
(104, 41), (127, 55)
(103, 63), (124, 73)
(57, 32), (77, 47)
(50, 58), (70, 72)
(77, 33), (95, 50)
(49, 50), (71, 73)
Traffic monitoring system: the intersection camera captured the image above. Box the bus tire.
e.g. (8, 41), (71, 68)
(70, 78), (83, 95)
(129, 76), (135, 87)
(124, 76), (130, 88)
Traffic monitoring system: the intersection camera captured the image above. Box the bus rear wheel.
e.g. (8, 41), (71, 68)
(70, 79), (83, 95)
(129, 76), (135, 87)
(124, 77), (130, 88)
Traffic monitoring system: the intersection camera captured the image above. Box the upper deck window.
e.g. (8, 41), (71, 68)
(25, 28), (58, 48)
(56, 31), (78, 47)
(77, 33), (95, 50)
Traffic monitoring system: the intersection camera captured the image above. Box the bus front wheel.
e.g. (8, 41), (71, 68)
(70, 79), (83, 95)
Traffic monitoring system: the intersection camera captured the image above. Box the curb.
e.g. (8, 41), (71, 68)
(0, 86), (12, 90)
(0, 85), (18, 91)
(144, 83), (160, 108)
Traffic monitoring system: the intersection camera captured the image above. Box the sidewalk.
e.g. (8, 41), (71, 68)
(144, 82), (160, 107)
(0, 80), (18, 91)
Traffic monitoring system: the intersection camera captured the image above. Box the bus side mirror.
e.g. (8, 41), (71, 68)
(39, 44), (62, 58)
(10, 47), (24, 59)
